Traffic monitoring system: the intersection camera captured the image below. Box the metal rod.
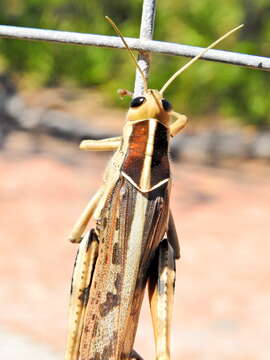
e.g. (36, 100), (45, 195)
(133, 0), (156, 96)
(0, 24), (269, 71)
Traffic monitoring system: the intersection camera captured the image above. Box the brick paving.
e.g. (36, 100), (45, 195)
(1, 135), (270, 359)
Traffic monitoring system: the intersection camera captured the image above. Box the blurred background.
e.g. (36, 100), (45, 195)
(0, 0), (270, 359)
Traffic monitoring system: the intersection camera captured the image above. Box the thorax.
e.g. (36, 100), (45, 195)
(120, 118), (170, 192)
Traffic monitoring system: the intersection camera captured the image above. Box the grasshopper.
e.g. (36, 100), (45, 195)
(65, 19), (243, 360)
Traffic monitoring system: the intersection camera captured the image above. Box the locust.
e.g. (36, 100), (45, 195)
(65, 19), (243, 360)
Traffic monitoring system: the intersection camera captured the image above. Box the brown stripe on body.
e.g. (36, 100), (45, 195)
(121, 119), (170, 192)
(150, 121), (170, 188)
(121, 120), (149, 186)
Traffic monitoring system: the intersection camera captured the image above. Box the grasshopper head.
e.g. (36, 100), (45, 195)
(126, 89), (172, 127)
(106, 16), (243, 130)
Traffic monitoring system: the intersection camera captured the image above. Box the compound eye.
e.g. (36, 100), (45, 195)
(130, 96), (146, 108)
(162, 99), (172, 112)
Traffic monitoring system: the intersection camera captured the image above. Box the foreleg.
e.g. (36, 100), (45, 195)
(169, 111), (188, 137)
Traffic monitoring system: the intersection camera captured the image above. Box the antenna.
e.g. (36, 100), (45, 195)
(105, 16), (148, 92)
(160, 24), (244, 94)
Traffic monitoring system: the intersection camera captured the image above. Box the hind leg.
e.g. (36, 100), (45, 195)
(148, 239), (176, 360)
(65, 230), (99, 360)
(167, 210), (180, 260)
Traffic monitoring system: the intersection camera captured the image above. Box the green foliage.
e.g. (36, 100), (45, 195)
(0, 0), (269, 126)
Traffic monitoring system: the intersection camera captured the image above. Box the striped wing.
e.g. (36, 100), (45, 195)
(79, 176), (170, 360)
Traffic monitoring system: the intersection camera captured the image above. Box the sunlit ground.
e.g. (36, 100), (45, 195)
(1, 130), (270, 360)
